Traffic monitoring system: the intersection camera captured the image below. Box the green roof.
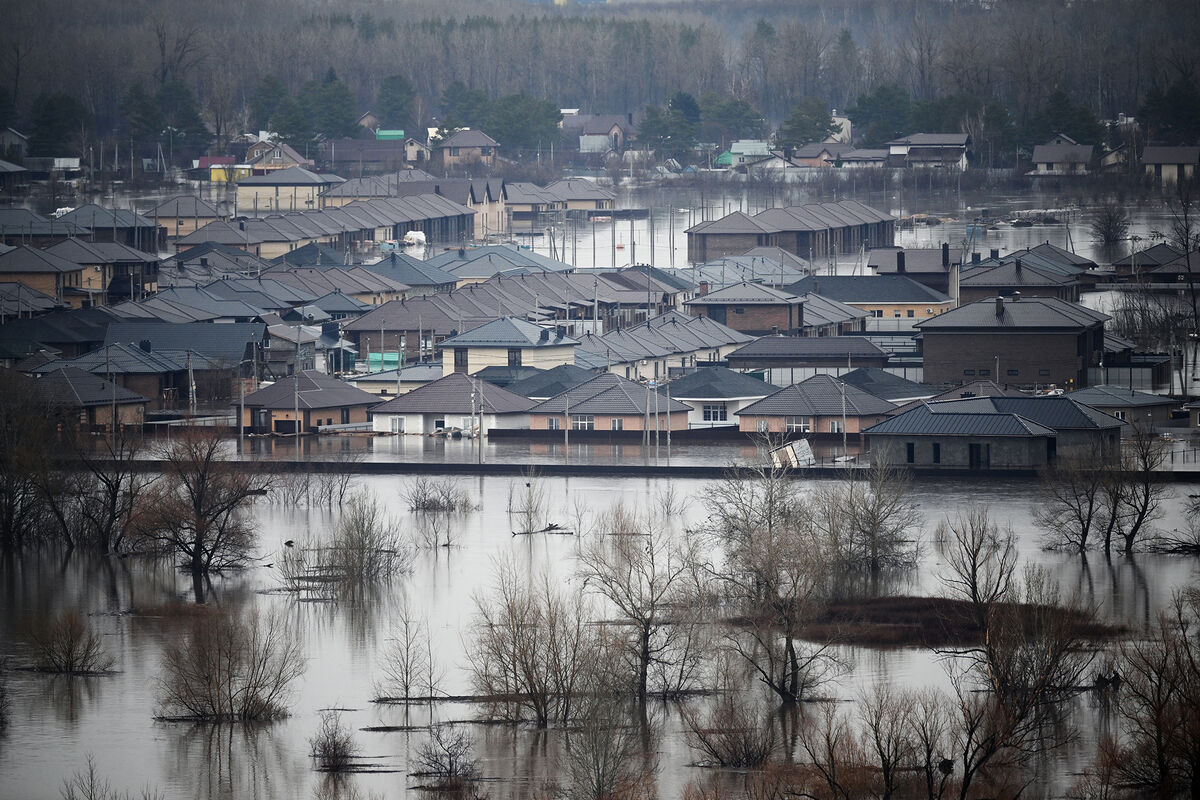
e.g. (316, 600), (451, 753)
(375, 129), (405, 140)
(714, 150), (733, 167)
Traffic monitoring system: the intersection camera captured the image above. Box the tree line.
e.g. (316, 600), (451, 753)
(3, 0), (1199, 169)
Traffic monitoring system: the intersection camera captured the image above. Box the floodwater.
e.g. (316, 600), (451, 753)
(1, 469), (1197, 799)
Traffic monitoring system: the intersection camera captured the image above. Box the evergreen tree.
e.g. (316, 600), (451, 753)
(29, 92), (89, 157)
(377, 74), (415, 131)
(271, 94), (313, 147)
(249, 75), (286, 132)
(121, 83), (164, 145)
(776, 99), (841, 149)
(847, 84), (912, 147)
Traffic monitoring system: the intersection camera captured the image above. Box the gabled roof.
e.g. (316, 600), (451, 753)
(796, 293), (868, 327)
(436, 129), (499, 149)
(104, 321), (265, 363)
(1032, 143), (1093, 164)
(439, 316), (579, 348)
(371, 371), (533, 415)
(864, 403), (1055, 437)
(684, 281), (804, 306)
(685, 210), (779, 235)
(786, 275), (951, 304)
(241, 370), (378, 410)
(268, 242), (347, 268)
(45, 239), (158, 266)
(887, 133), (969, 147)
(151, 196), (223, 218)
(665, 366), (777, 400)
(543, 179), (615, 202)
(1111, 243), (1184, 267)
(913, 296), (1108, 331)
(958, 260), (1078, 288)
(888, 380), (1025, 416)
(0, 282), (64, 316)
(56, 204), (155, 230)
(1067, 385), (1179, 409)
(1023, 242), (1097, 269)
(504, 364), (596, 398)
(926, 395), (1123, 430)
(1140, 146), (1200, 165)
(36, 366), (147, 407)
(839, 367), (933, 402)
(737, 374), (896, 417)
(727, 335), (891, 362)
(238, 166), (345, 186)
(531, 372), (690, 415)
(351, 363), (443, 385)
(0, 245), (85, 274)
(471, 365), (547, 388)
(33, 342), (222, 375)
(868, 247), (958, 273)
(366, 253), (457, 287)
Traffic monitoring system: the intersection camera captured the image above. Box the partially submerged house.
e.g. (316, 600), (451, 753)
(735, 374), (895, 435)
(238, 370), (379, 433)
(369, 371), (533, 435)
(665, 366), (777, 428)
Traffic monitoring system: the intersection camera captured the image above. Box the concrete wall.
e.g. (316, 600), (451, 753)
(871, 434), (1051, 470)
(921, 331), (1089, 387)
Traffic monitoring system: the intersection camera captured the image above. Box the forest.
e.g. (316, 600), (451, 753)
(2, 0), (1199, 167)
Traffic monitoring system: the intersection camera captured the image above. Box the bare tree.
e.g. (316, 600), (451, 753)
(577, 502), (696, 701)
(1037, 449), (1108, 552)
(1090, 203), (1131, 244)
(815, 462), (922, 577)
(1115, 421), (1170, 554)
(158, 608), (305, 722)
(310, 710), (359, 772)
(857, 683), (915, 800)
(468, 562), (597, 726)
(26, 610), (114, 674)
(682, 691), (776, 768)
(134, 429), (272, 602)
(562, 697), (657, 800)
(413, 723), (480, 791)
(937, 505), (1018, 632)
(375, 594), (440, 702)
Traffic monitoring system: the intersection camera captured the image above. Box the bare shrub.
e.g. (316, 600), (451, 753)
(27, 611), (114, 674)
(158, 608), (305, 721)
(60, 755), (165, 800)
(508, 469), (549, 533)
(813, 462), (922, 577)
(311, 450), (363, 507)
(682, 692), (776, 768)
(563, 698), (657, 800)
(402, 476), (474, 513)
(413, 723), (480, 789)
(1091, 202), (1130, 244)
(328, 491), (412, 590)
(310, 710), (359, 772)
(269, 470), (311, 506)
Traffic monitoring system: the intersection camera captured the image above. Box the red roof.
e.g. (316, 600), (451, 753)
(197, 156), (236, 168)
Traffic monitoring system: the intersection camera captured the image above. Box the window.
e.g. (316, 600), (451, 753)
(979, 369), (990, 377)
(829, 419), (845, 433)
(610, 418), (623, 431)
(870, 310), (883, 318)
(507, 348), (522, 367)
(785, 416), (812, 433)
(963, 369), (976, 376)
(733, 307), (745, 315)
(756, 419), (769, 433)
(906, 442), (915, 463)
(390, 416), (405, 433)
(1113, 410), (1127, 420)
(703, 403), (728, 421)
(571, 415), (594, 430)
(547, 417), (561, 430)
(932, 443), (941, 463)
(906, 309), (915, 317)
(453, 348), (468, 373)
(1039, 369), (1051, 377)
(894, 311), (902, 318)
(1007, 369), (1019, 377)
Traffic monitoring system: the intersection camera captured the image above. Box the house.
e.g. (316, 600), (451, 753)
(684, 282), (806, 335)
(0, 158), (27, 193)
(105, 321), (268, 379)
(1031, 135), (1094, 175)
(839, 367), (934, 404)
(865, 403), (1058, 471)
(503, 182), (566, 230)
(0, 127), (29, 161)
(0, 245), (96, 308)
(0, 282), (65, 318)
(1141, 146), (1200, 184)
(665, 366), (777, 428)
(35, 366), (147, 429)
(727, 140), (773, 168)
(785, 275), (954, 324)
(573, 115), (633, 154)
(1110, 243), (1184, 278)
(236, 167), (346, 215)
(349, 362), (443, 397)
(55, 205), (161, 251)
(886, 133), (970, 170)
(0, 208), (91, 247)
(1066, 385), (1178, 430)
(914, 296), (1109, 388)
(364, 253), (457, 296)
(438, 316), (578, 377)
(543, 179), (615, 214)
(505, 363), (596, 400)
(793, 293), (868, 336)
(435, 129), (499, 171)
(527, 372), (691, 433)
(244, 141), (314, 173)
(405, 137), (432, 165)
(45, 239), (159, 304)
(835, 149), (889, 168)
(238, 370), (379, 433)
(724, 335), (892, 386)
(735, 374), (895, 436)
(370, 371), (533, 435)
(150, 196), (225, 240)
(957, 258), (1083, 303)
(686, 201), (895, 263)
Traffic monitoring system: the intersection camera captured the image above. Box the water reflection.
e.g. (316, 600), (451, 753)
(0, 473), (1197, 799)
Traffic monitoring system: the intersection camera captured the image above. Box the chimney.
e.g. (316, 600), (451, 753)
(896, 251), (906, 273)
(942, 242), (950, 267)
(697, 281), (709, 296)
(139, 339), (152, 353)
(771, 325), (779, 335)
(995, 297), (1004, 317)
(990, 248), (999, 260)
(971, 252), (981, 264)
(1014, 258), (1022, 273)
(539, 328), (550, 343)
(200, 257), (208, 267)
(1012, 291), (1021, 301)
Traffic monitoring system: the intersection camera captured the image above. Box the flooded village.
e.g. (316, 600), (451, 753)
(1, 1), (1200, 798)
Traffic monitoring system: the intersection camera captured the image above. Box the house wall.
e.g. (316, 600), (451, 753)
(90, 402), (146, 428)
(687, 232), (772, 262)
(689, 303), (800, 335)
(237, 185), (325, 215)
(1146, 163), (1195, 183)
(442, 344), (577, 377)
(958, 286), (1077, 304)
(921, 331), (1090, 388)
(529, 411), (688, 431)
(871, 434), (1051, 470)
(737, 413), (888, 434)
(681, 397), (765, 428)
(848, 300), (953, 319)
(164, 216), (220, 239)
(371, 411), (527, 434)
(6, 272), (62, 300)
(244, 405), (370, 432)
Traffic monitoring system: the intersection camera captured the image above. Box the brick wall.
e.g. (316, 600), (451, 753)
(921, 331), (1085, 387)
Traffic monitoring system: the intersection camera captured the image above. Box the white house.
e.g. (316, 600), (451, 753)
(369, 372), (534, 435)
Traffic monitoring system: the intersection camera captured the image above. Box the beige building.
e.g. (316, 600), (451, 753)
(237, 166), (346, 215)
(438, 316), (577, 378)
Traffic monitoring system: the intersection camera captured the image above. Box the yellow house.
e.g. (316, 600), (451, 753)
(151, 196), (225, 239)
(438, 316), (577, 378)
(788, 275), (953, 322)
(236, 166), (346, 215)
(0, 245), (99, 308)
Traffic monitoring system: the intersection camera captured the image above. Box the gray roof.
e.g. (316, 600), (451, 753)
(1066, 385), (1179, 409)
(665, 366), (777, 400)
(737, 374), (896, 417)
(927, 396), (1123, 430)
(840, 367), (933, 402)
(542, 179), (615, 202)
(864, 403), (1056, 437)
(0, 282), (64, 316)
(1111, 243), (1184, 267)
(33, 342), (222, 375)
(684, 282), (804, 306)
(786, 275), (951, 304)
(914, 296), (1108, 331)
(238, 166), (345, 186)
(958, 261), (1078, 288)
(868, 247), (957, 273)
(440, 316), (579, 348)
(268, 242), (347, 268)
(727, 335), (891, 362)
(1032, 143), (1093, 164)
(241, 370), (378, 410)
(365, 253), (457, 287)
(151, 196), (223, 218)
(797, 293), (868, 327)
(56, 204), (155, 230)
(436, 129), (499, 149)
(506, 363), (595, 399)
(1140, 146), (1200, 166)
(371, 371), (534, 415)
(531, 372), (690, 415)
(0, 245), (85, 274)
(686, 210), (779, 235)
(471, 365), (547, 388)
(887, 133), (970, 147)
(36, 366), (147, 407)
(104, 322), (265, 364)
(889, 380), (1026, 416)
(352, 363), (443, 385)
